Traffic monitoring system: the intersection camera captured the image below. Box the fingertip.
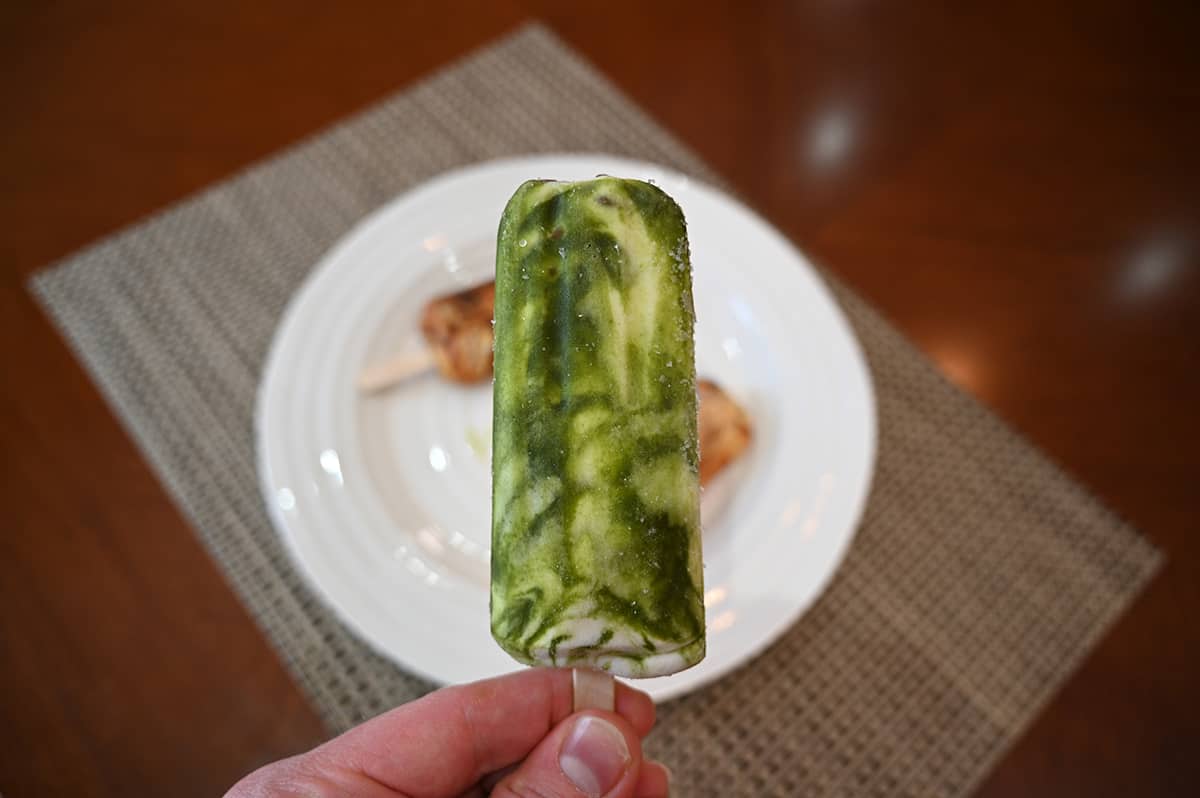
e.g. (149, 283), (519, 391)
(560, 711), (642, 794)
(492, 709), (643, 798)
(634, 760), (672, 797)
(614, 682), (657, 737)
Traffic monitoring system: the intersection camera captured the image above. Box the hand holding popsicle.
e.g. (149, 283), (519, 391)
(223, 668), (671, 798)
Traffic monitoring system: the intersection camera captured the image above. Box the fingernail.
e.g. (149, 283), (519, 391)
(559, 715), (631, 797)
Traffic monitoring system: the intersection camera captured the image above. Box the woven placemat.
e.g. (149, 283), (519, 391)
(31, 23), (1160, 798)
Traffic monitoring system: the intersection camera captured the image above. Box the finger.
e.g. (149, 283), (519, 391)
(633, 761), (671, 798)
(615, 681), (656, 738)
(480, 749), (669, 795)
(480, 763), (519, 794)
(313, 668), (654, 797)
(224, 752), (394, 798)
(454, 787), (486, 798)
(491, 710), (643, 798)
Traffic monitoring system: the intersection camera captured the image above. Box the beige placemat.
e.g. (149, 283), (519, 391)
(31, 23), (1160, 797)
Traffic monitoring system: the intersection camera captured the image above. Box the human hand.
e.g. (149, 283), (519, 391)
(225, 668), (670, 798)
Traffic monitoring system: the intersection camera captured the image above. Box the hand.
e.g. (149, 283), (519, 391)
(225, 668), (671, 798)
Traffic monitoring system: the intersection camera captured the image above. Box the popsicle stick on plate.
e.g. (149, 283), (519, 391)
(357, 348), (437, 393)
(359, 280), (497, 393)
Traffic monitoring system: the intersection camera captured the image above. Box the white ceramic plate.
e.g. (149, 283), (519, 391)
(257, 154), (876, 702)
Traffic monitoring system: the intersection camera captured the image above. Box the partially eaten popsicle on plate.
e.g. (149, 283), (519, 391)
(489, 177), (707, 702)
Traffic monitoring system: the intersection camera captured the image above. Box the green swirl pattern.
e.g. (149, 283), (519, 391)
(490, 176), (705, 677)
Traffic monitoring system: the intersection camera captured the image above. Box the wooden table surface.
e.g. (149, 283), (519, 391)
(3, 2), (1197, 795)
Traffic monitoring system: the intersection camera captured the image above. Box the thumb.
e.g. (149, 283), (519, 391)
(491, 711), (643, 798)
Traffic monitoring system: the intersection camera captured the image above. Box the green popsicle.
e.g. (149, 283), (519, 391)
(490, 176), (705, 677)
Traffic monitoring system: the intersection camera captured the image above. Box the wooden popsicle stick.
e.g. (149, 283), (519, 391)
(357, 347), (438, 394)
(572, 668), (616, 712)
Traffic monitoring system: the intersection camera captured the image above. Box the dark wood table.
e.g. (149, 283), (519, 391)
(3, 2), (1197, 795)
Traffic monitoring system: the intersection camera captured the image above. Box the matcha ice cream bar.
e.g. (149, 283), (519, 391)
(490, 176), (705, 678)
